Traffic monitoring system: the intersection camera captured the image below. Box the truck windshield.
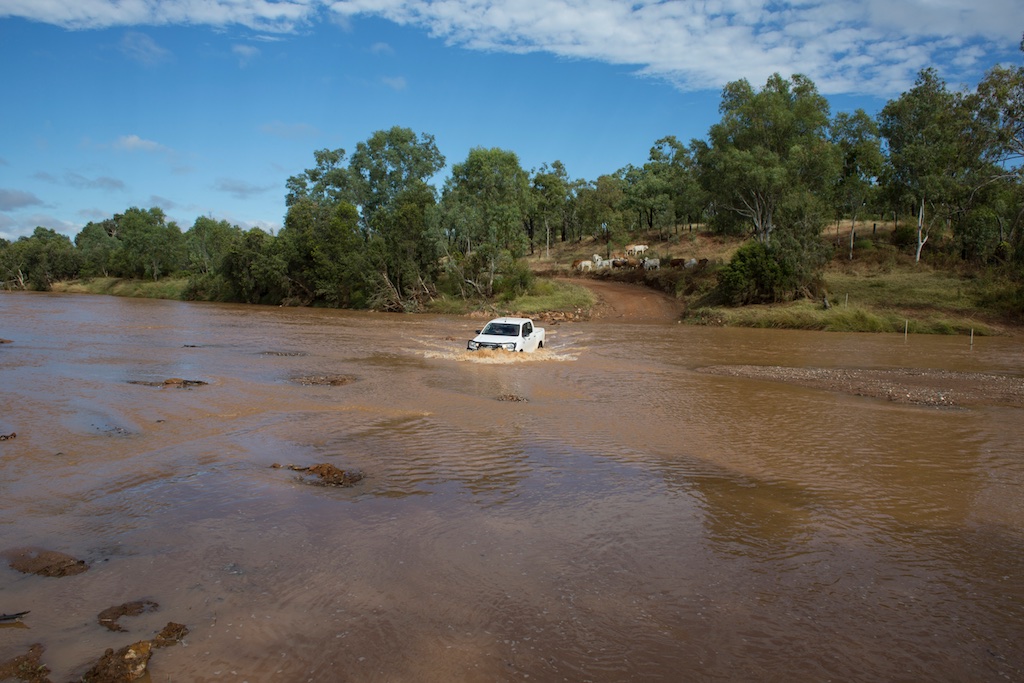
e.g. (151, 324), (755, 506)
(481, 323), (519, 336)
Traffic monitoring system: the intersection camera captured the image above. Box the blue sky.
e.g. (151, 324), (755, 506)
(1, 0), (1021, 242)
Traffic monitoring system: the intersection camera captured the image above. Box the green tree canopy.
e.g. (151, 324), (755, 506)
(697, 73), (837, 245)
(349, 126), (446, 228)
(441, 147), (530, 297)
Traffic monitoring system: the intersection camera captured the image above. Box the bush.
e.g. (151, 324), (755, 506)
(494, 259), (535, 301)
(891, 225), (917, 249)
(717, 241), (790, 304)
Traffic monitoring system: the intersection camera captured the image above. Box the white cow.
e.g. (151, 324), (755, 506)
(628, 244), (649, 256)
(642, 257), (660, 270)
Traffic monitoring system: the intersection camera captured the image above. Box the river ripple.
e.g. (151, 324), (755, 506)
(1, 291), (1022, 681)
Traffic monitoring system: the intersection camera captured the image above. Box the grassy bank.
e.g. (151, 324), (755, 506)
(52, 277), (190, 300)
(424, 278), (597, 318)
(51, 275), (598, 321)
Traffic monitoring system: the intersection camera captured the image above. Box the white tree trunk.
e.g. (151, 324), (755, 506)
(915, 197), (928, 263)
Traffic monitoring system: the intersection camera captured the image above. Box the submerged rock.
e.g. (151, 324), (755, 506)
(4, 548), (89, 577)
(127, 378), (208, 388)
(0, 643), (50, 683)
(291, 374), (355, 386)
(80, 622), (188, 683)
(97, 600), (160, 632)
(271, 463), (365, 487)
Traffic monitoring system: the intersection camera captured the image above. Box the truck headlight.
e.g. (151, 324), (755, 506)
(467, 340), (479, 350)
(502, 343), (516, 351)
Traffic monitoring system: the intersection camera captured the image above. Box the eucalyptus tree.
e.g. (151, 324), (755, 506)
(285, 148), (353, 208)
(0, 227), (80, 290)
(185, 216), (242, 276)
(74, 219), (119, 277)
(285, 129), (445, 308)
(277, 198), (367, 307)
(110, 207), (185, 280)
(975, 61), (1024, 261)
(441, 147), (530, 297)
(349, 127), (445, 229)
(650, 135), (706, 232)
(219, 227), (288, 305)
(976, 62), (1024, 179)
(364, 180), (443, 311)
(575, 174), (626, 253)
(530, 161), (576, 254)
(830, 109), (883, 257)
(878, 68), (989, 262)
(696, 73), (838, 246)
(620, 162), (673, 241)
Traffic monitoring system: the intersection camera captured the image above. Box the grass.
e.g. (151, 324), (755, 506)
(691, 300), (999, 335)
(424, 278), (596, 317)
(503, 278), (596, 316)
(53, 277), (189, 299)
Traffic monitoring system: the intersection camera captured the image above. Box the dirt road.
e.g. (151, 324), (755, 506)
(571, 278), (683, 323)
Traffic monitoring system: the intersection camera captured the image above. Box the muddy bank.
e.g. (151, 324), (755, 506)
(699, 365), (1024, 408)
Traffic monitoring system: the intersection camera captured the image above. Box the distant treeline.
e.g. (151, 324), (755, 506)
(3, 61), (1023, 309)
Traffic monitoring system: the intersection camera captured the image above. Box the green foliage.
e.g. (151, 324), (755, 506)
(278, 199), (368, 307)
(285, 148), (352, 208)
(109, 207), (185, 280)
(74, 220), (119, 277)
(575, 174), (627, 246)
(10, 64), (1024, 325)
(365, 180), (442, 311)
(441, 147), (531, 297)
(0, 227), (81, 290)
(717, 241), (791, 304)
(494, 259), (535, 302)
(185, 216), (242, 276)
(696, 72), (840, 261)
(219, 228), (288, 304)
(491, 278), (595, 316)
(349, 126), (446, 228)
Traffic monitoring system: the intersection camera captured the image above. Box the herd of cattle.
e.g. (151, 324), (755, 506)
(572, 244), (709, 272)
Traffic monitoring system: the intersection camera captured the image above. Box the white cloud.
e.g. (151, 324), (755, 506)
(2, 0), (1020, 96)
(327, 0), (1024, 95)
(114, 134), (168, 153)
(382, 75), (407, 91)
(233, 43), (261, 66)
(120, 31), (170, 65)
(0, 0), (320, 32)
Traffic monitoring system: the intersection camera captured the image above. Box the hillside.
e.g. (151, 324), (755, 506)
(525, 222), (1022, 335)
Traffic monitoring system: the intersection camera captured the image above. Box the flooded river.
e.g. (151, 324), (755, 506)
(1, 292), (1023, 682)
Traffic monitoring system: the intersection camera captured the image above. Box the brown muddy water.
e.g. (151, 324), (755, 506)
(1, 291), (1023, 682)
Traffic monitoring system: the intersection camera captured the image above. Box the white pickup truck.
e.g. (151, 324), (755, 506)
(466, 317), (546, 352)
